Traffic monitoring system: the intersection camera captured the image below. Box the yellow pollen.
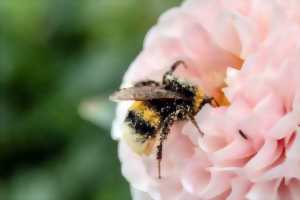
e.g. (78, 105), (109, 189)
(193, 88), (204, 111)
(130, 101), (160, 127)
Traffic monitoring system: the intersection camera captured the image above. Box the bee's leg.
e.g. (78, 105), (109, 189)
(156, 136), (164, 179)
(211, 98), (219, 107)
(156, 118), (174, 179)
(203, 96), (214, 104)
(201, 96), (219, 107)
(188, 115), (204, 136)
(134, 80), (160, 87)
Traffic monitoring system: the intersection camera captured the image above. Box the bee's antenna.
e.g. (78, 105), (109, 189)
(163, 60), (188, 83)
(169, 60), (188, 74)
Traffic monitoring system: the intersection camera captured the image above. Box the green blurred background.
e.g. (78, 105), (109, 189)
(0, 0), (181, 200)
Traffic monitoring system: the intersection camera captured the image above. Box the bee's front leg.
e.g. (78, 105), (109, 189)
(188, 115), (204, 136)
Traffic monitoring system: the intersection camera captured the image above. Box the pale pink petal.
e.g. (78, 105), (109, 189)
(286, 128), (300, 161)
(250, 0), (284, 38)
(119, 141), (154, 189)
(278, 182), (293, 200)
(232, 13), (261, 58)
(182, 0), (222, 34)
(211, 139), (254, 165)
(161, 128), (195, 177)
(131, 188), (155, 200)
(176, 191), (199, 200)
(227, 177), (252, 200)
(289, 179), (300, 200)
(198, 135), (227, 153)
(112, 102), (132, 139)
(159, 177), (182, 200)
(199, 170), (232, 199)
(220, 0), (251, 15)
(268, 112), (299, 139)
(246, 179), (281, 200)
(181, 156), (211, 195)
(244, 139), (283, 174)
(210, 11), (241, 56)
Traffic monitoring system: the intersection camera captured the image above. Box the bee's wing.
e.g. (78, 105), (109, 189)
(109, 86), (187, 101)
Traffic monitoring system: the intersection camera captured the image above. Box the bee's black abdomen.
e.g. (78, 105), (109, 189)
(125, 111), (157, 138)
(146, 98), (192, 120)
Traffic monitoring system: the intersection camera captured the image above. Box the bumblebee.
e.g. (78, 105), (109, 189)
(110, 61), (217, 179)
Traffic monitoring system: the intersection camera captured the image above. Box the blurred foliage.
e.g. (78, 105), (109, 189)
(0, 0), (181, 199)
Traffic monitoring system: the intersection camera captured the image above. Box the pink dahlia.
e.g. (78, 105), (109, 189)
(112, 0), (300, 199)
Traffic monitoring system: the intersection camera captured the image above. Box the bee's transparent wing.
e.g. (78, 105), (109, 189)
(109, 86), (187, 101)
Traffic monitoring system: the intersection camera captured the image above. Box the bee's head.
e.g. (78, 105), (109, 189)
(163, 73), (195, 96)
(162, 67), (214, 114)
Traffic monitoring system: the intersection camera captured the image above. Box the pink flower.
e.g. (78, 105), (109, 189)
(112, 0), (300, 199)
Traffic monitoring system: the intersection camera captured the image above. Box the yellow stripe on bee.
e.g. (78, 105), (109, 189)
(130, 101), (160, 127)
(193, 88), (204, 111)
